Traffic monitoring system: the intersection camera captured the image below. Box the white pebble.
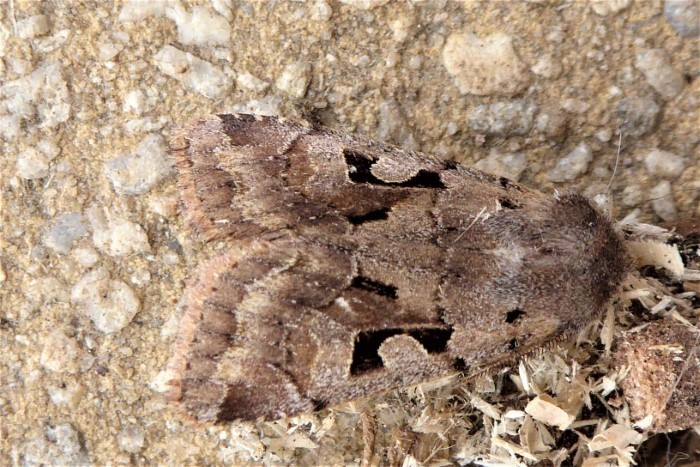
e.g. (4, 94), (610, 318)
(118, 425), (145, 453)
(236, 72), (270, 92)
(275, 61), (311, 98)
(643, 148), (687, 178)
(664, 0), (699, 38)
(443, 33), (530, 96)
(16, 14), (51, 39)
(88, 207), (150, 256)
(475, 150), (529, 181)
(48, 383), (85, 407)
(72, 268), (141, 334)
(154, 45), (231, 99)
(635, 49), (684, 100)
(650, 181), (677, 221)
(43, 212), (88, 254)
(166, 5), (231, 47)
(548, 143), (593, 182)
(338, 0), (390, 9)
(104, 133), (172, 195)
(590, 0), (630, 16)
(40, 331), (81, 373)
(310, 0), (333, 21)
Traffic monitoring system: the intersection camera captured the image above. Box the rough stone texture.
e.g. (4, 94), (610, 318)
(443, 33), (531, 96)
(613, 319), (700, 432)
(0, 1), (697, 465)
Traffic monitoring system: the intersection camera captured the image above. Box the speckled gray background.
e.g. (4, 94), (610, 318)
(0, 0), (697, 465)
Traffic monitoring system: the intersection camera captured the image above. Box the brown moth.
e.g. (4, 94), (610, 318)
(167, 114), (629, 423)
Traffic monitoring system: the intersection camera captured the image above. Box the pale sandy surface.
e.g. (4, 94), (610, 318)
(0, 1), (698, 465)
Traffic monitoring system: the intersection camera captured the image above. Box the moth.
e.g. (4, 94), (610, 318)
(167, 114), (629, 423)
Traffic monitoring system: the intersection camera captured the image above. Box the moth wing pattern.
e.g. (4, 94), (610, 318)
(168, 114), (629, 422)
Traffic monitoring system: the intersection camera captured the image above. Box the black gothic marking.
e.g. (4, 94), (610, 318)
(347, 207), (391, 225)
(505, 308), (526, 324)
(350, 329), (403, 375)
(499, 197), (520, 209)
(508, 338), (519, 350)
(350, 276), (398, 299)
(344, 150), (446, 188)
(408, 328), (453, 354)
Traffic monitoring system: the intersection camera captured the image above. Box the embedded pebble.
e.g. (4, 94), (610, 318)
(634, 49), (685, 100)
(71, 268), (141, 334)
(533, 108), (568, 140)
(104, 134), (172, 195)
(229, 95), (283, 116)
(236, 72), (270, 92)
(664, 0), (699, 38)
(154, 45), (231, 99)
(118, 425), (145, 453)
(474, 150), (528, 181)
(644, 148), (687, 178)
(547, 143), (593, 182)
(166, 4), (231, 47)
(43, 212), (88, 254)
(468, 100), (537, 136)
(377, 99), (417, 149)
(40, 331), (81, 374)
(123, 89), (147, 114)
(48, 383), (85, 408)
(16, 14), (51, 39)
(0, 63), (71, 138)
(88, 207), (150, 256)
(443, 33), (530, 96)
(616, 95), (661, 137)
(650, 181), (678, 221)
(530, 53), (562, 79)
(118, 0), (167, 21)
(275, 61), (311, 98)
(595, 128), (613, 143)
(71, 247), (100, 268)
(590, 0), (631, 16)
(339, 0), (390, 9)
(24, 423), (88, 465)
(310, 0), (333, 22)
(17, 148), (51, 180)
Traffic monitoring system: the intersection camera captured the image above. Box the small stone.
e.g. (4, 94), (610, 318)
(16, 14), (51, 39)
(468, 100), (537, 136)
(236, 72), (269, 92)
(275, 61), (311, 99)
(443, 33), (530, 96)
(338, 0), (390, 9)
(43, 212), (88, 254)
(377, 99), (417, 149)
(616, 95), (661, 137)
(548, 143), (593, 182)
(118, 425), (145, 453)
(71, 247), (100, 268)
(590, 0), (631, 16)
(310, 0), (333, 21)
(229, 95), (283, 116)
(123, 89), (147, 114)
(474, 150), (528, 181)
(650, 181), (677, 221)
(104, 134), (172, 195)
(166, 4), (231, 47)
(664, 0), (699, 38)
(119, 0), (167, 21)
(644, 148), (687, 178)
(531, 53), (562, 79)
(72, 268), (141, 334)
(88, 207), (150, 256)
(595, 128), (613, 142)
(98, 40), (125, 62)
(48, 383), (85, 408)
(24, 424), (88, 465)
(154, 45), (231, 99)
(390, 15), (415, 42)
(40, 331), (81, 374)
(635, 49), (685, 100)
(533, 108), (568, 140)
(17, 147), (51, 180)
